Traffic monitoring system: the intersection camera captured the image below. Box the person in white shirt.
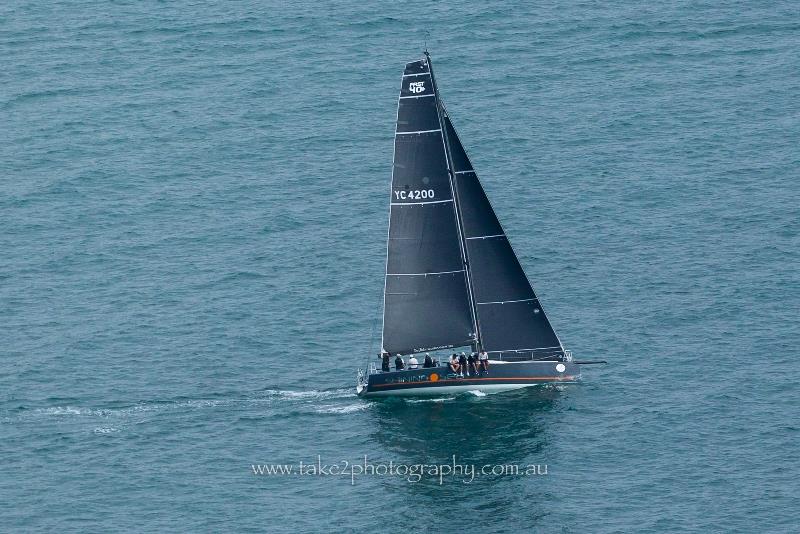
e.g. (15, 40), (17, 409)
(448, 354), (460, 375)
(478, 350), (489, 374)
(408, 355), (419, 369)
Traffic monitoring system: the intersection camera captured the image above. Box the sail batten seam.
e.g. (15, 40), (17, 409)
(395, 129), (441, 135)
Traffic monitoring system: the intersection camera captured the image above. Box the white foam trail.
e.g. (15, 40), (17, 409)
(174, 399), (226, 409)
(405, 397), (455, 403)
(35, 406), (84, 416)
(93, 427), (120, 434)
(19, 389), (358, 423)
(315, 403), (369, 414)
(261, 388), (355, 401)
(468, 390), (487, 397)
(29, 399), (226, 420)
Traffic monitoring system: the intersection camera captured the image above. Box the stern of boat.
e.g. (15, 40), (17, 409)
(356, 365), (372, 396)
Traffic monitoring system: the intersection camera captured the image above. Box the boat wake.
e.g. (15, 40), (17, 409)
(315, 403), (369, 414)
(25, 399), (228, 420)
(404, 397), (455, 403)
(266, 388), (366, 415)
(4, 387), (365, 431)
(259, 388), (354, 401)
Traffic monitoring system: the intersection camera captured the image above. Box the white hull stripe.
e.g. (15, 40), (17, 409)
(476, 298), (537, 305)
(363, 383), (545, 397)
(399, 94), (435, 99)
(395, 129), (441, 135)
(387, 269), (465, 277)
(391, 199), (453, 206)
(454, 170), (475, 174)
(466, 234), (505, 240)
(402, 72), (431, 78)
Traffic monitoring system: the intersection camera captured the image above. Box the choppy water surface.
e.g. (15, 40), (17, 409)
(2, 1), (798, 532)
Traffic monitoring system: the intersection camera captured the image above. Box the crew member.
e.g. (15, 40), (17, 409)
(478, 350), (489, 374)
(448, 354), (460, 375)
(467, 352), (478, 376)
(458, 352), (468, 377)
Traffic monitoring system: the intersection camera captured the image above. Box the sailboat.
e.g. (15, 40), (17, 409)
(357, 52), (581, 397)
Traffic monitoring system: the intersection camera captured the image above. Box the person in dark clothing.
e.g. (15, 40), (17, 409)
(458, 352), (468, 377)
(381, 352), (391, 372)
(423, 353), (433, 368)
(448, 354), (460, 374)
(467, 352), (478, 376)
(395, 355), (405, 371)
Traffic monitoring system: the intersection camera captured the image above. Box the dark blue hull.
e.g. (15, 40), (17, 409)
(357, 360), (579, 397)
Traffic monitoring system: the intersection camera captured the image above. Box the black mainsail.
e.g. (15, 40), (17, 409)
(381, 54), (564, 361)
(381, 58), (475, 354)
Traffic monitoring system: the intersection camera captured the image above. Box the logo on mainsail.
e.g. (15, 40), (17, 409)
(408, 81), (426, 94)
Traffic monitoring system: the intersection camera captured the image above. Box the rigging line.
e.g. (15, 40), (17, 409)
(486, 346), (562, 352)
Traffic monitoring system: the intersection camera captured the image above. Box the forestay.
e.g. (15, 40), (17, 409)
(444, 111), (565, 361)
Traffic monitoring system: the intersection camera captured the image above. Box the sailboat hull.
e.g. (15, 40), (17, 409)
(357, 360), (579, 397)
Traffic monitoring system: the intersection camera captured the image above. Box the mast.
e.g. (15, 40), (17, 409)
(379, 53), (563, 359)
(379, 56), (474, 355)
(425, 51), (482, 351)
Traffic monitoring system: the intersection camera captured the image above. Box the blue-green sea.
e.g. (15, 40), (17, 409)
(2, 1), (799, 532)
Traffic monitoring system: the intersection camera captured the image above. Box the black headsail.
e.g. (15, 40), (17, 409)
(381, 57), (475, 354)
(443, 106), (566, 361)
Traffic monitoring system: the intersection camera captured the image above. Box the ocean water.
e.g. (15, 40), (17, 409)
(2, 1), (799, 532)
